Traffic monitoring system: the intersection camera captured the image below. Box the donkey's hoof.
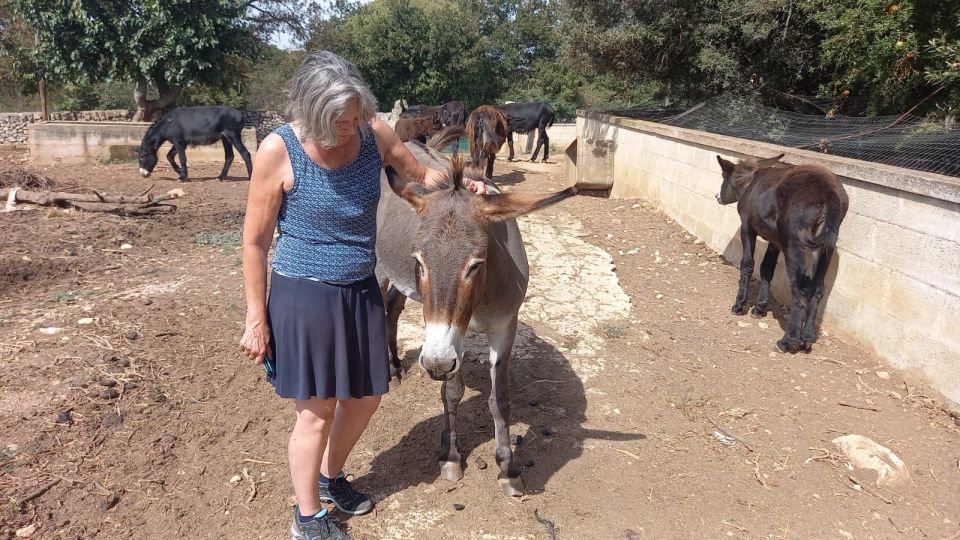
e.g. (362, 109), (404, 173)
(776, 338), (802, 353)
(498, 475), (525, 497)
(750, 305), (767, 318)
(731, 303), (748, 315)
(440, 461), (463, 482)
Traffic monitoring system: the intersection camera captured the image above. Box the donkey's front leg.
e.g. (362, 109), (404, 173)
(488, 320), (523, 496)
(439, 370), (465, 482)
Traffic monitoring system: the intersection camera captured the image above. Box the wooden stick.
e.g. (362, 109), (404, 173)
(17, 477), (61, 505)
(707, 416), (754, 452)
(838, 401), (880, 412)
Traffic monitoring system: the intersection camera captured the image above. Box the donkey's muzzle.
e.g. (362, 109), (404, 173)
(419, 354), (460, 381)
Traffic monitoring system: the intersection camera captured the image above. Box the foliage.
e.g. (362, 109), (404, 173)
(809, 0), (960, 114)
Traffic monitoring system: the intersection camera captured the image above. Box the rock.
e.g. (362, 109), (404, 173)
(474, 457), (488, 470)
(98, 379), (117, 387)
(125, 330), (139, 340)
(148, 388), (166, 402)
(832, 434), (910, 487)
(523, 459), (535, 468)
(101, 412), (123, 427)
(15, 523), (37, 537)
(229, 474), (242, 486)
(56, 410), (73, 425)
(120, 244), (133, 250)
(527, 399), (539, 407)
(875, 371), (890, 380)
(141, 297), (153, 306)
(100, 388), (119, 399)
(123, 382), (138, 391)
(453, 503), (465, 511)
(99, 494), (120, 511)
(38, 327), (62, 335)
(77, 318), (95, 325)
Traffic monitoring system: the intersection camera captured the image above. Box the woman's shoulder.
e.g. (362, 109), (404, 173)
(256, 132), (292, 165)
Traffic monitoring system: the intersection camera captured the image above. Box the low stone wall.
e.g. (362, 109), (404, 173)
(29, 122), (257, 166)
(0, 110), (132, 144)
(2, 109), (286, 146)
(244, 110), (286, 143)
(571, 110), (960, 403)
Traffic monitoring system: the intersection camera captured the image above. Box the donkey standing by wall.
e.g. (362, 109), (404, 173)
(138, 106), (252, 182)
(716, 154), (849, 353)
(376, 127), (576, 495)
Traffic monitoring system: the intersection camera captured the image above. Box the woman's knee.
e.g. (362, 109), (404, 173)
(340, 395), (381, 417)
(294, 398), (336, 431)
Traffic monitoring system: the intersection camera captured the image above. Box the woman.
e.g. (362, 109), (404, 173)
(239, 51), (485, 540)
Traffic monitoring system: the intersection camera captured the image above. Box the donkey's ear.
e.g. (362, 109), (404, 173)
(385, 166), (429, 211)
(477, 187), (577, 222)
(757, 153), (785, 168)
(717, 155), (736, 175)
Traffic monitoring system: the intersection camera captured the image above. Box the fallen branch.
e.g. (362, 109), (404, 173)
(0, 187), (184, 216)
(17, 477), (61, 505)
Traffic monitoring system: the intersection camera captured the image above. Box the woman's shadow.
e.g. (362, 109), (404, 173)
(361, 321), (646, 501)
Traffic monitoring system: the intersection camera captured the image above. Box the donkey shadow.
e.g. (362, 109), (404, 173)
(721, 235), (842, 345)
(361, 322), (645, 502)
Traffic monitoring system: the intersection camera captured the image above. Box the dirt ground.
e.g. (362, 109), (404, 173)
(0, 146), (958, 540)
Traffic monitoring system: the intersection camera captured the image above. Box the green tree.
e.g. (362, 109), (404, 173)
(307, 0), (499, 109)
(810, 0), (960, 113)
(12, 0), (258, 120)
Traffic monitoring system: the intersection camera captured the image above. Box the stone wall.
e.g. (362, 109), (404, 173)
(0, 110), (132, 144)
(243, 110), (287, 143)
(29, 122), (257, 166)
(571, 110), (960, 404)
(1, 109), (286, 146)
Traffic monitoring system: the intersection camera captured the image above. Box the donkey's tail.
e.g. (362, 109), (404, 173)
(426, 125), (465, 151)
(798, 196), (844, 251)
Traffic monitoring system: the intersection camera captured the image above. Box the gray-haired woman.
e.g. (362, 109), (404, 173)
(239, 51), (486, 540)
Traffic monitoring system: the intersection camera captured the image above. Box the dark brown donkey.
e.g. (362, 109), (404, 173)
(715, 154), (848, 353)
(394, 113), (443, 143)
(376, 127), (576, 495)
(466, 105), (508, 179)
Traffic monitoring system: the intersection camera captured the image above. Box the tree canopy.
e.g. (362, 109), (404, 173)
(1, 0), (958, 118)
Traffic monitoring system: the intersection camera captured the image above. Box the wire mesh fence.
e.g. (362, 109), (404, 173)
(605, 94), (960, 178)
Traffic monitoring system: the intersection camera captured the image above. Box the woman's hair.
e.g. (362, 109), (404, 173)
(286, 51), (378, 147)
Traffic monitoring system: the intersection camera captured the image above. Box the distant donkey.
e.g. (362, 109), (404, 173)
(715, 154), (848, 353)
(138, 106), (252, 182)
(466, 105), (508, 179)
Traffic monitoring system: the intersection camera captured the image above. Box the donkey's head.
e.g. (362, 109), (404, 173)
(137, 124), (164, 177)
(715, 153), (784, 204)
(385, 158), (576, 380)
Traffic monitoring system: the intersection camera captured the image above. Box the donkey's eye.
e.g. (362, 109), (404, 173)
(466, 260), (484, 277)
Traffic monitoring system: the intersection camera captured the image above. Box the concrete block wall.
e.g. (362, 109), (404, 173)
(576, 111), (960, 403)
(29, 122), (257, 166)
(497, 123), (576, 158)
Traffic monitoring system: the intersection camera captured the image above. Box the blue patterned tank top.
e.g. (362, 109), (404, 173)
(271, 123), (383, 283)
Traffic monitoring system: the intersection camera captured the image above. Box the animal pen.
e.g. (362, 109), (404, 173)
(569, 96), (960, 403)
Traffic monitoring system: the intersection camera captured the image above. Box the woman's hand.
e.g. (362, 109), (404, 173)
(464, 178), (488, 194)
(239, 315), (273, 364)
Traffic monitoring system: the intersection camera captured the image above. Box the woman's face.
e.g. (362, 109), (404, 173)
(334, 98), (362, 145)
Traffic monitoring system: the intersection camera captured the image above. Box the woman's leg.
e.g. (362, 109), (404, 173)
(320, 395), (382, 478)
(290, 397), (337, 515)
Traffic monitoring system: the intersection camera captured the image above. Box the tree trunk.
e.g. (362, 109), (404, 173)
(132, 76), (182, 122)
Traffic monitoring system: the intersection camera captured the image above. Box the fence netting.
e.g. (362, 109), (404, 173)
(605, 94), (960, 178)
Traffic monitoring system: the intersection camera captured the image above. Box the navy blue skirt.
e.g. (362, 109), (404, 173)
(266, 272), (390, 400)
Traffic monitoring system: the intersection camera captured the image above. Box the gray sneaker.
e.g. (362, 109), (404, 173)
(290, 506), (351, 540)
(318, 474), (372, 515)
